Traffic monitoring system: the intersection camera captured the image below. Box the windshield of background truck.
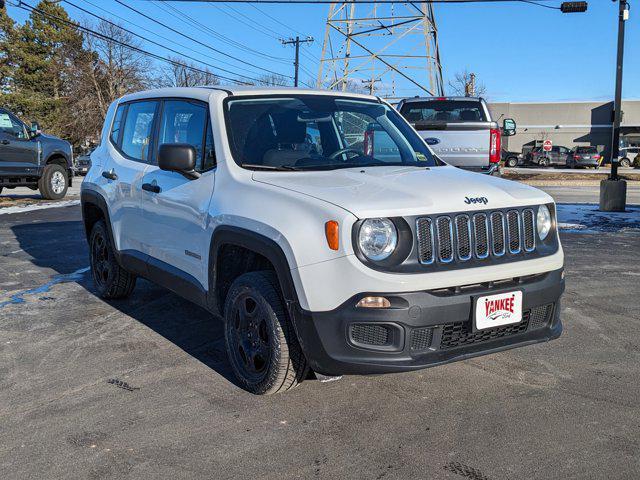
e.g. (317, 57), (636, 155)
(225, 95), (439, 170)
(400, 100), (487, 123)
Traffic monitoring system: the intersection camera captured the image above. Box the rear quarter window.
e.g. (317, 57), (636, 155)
(110, 104), (126, 145)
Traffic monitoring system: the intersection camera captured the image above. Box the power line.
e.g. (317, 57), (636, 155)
(113, 0), (294, 79)
(221, 2), (284, 38)
(248, 2), (306, 36)
(206, 3), (282, 39)
(151, 0), (292, 63)
(519, 0), (560, 9)
(10, 1), (254, 84)
(150, 0), (562, 4)
(248, 2), (322, 61)
(62, 0), (271, 81)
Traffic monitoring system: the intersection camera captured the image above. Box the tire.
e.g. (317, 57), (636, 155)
(506, 157), (518, 168)
(224, 271), (308, 395)
(538, 158), (549, 167)
(89, 220), (136, 299)
(38, 164), (68, 200)
(620, 157), (631, 168)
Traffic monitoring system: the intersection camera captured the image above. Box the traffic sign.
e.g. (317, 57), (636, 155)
(543, 140), (553, 152)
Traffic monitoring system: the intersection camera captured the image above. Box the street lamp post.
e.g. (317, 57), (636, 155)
(600, 0), (629, 212)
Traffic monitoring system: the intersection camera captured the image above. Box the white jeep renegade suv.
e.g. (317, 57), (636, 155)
(81, 87), (564, 395)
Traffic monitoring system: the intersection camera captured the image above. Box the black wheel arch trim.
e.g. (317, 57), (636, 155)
(208, 225), (299, 317)
(81, 190), (115, 247)
(45, 150), (72, 167)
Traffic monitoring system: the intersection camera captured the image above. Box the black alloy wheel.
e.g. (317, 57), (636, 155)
(227, 292), (272, 383)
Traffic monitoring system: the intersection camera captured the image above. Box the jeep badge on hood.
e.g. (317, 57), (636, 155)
(464, 196), (489, 205)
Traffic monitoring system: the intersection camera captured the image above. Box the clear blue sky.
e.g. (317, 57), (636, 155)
(6, 0), (639, 102)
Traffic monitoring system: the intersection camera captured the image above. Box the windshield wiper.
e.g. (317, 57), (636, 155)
(241, 164), (301, 171)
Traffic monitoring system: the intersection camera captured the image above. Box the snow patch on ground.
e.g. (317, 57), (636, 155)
(0, 199), (80, 215)
(557, 203), (640, 233)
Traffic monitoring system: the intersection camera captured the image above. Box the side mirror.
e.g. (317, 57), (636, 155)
(158, 143), (200, 180)
(30, 121), (41, 138)
(502, 118), (516, 137)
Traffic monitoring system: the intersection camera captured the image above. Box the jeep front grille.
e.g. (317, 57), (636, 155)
(417, 208), (537, 265)
(416, 218), (434, 264)
(436, 216), (454, 263)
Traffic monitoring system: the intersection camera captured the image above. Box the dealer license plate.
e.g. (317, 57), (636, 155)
(475, 291), (523, 330)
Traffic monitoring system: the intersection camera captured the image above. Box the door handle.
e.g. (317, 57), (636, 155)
(142, 183), (161, 194)
(1, 140), (9, 145)
(101, 169), (117, 181)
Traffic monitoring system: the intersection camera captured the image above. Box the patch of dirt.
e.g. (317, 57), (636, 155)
(502, 170), (640, 186)
(0, 197), (42, 208)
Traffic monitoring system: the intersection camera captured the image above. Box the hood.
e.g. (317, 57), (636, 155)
(252, 165), (552, 219)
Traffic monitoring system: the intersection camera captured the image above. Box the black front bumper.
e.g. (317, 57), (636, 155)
(293, 268), (564, 376)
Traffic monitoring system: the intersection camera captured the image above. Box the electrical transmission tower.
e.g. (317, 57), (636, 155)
(317, 1), (444, 100)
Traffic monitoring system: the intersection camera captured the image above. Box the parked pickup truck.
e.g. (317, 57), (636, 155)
(397, 96), (516, 175)
(82, 86), (564, 395)
(0, 107), (74, 199)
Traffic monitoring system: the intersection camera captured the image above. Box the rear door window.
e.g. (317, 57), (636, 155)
(120, 101), (159, 162)
(400, 100), (487, 123)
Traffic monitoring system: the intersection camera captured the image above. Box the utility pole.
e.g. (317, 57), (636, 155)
(281, 36), (313, 87)
(609, 0), (628, 181)
(600, 0), (629, 212)
(361, 78), (380, 95)
(466, 73), (476, 97)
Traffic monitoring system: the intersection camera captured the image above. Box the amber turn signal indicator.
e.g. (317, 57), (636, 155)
(325, 220), (339, 250)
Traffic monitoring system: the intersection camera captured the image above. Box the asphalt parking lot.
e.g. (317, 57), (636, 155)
(1, 201), (639, 479)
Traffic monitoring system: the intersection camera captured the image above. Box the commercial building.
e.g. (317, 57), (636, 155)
(488, 100), (640, 158)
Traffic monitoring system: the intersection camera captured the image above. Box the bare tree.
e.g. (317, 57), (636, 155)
(159, 56), (220, 88)
(255, 73), (290, 87)
(85, 21), (151, 116)
(65, 20), (152, 145)
(342, 78), (368, 95)
(448, 69), (487, 97)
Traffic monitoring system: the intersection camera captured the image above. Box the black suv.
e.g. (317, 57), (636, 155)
(0, 108), (74, 199)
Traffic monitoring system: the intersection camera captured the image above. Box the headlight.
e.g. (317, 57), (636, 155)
(358, 218), (398, 261)
(537, 204), (552, 240)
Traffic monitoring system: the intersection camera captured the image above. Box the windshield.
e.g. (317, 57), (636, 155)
(400, 100), (487, 123)
(225, 95), (439, 171)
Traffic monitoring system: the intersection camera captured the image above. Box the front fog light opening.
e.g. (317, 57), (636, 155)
(358, 218), (398, 262)
(356, 296), (391, 309)
(537, 204), (552, 241)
